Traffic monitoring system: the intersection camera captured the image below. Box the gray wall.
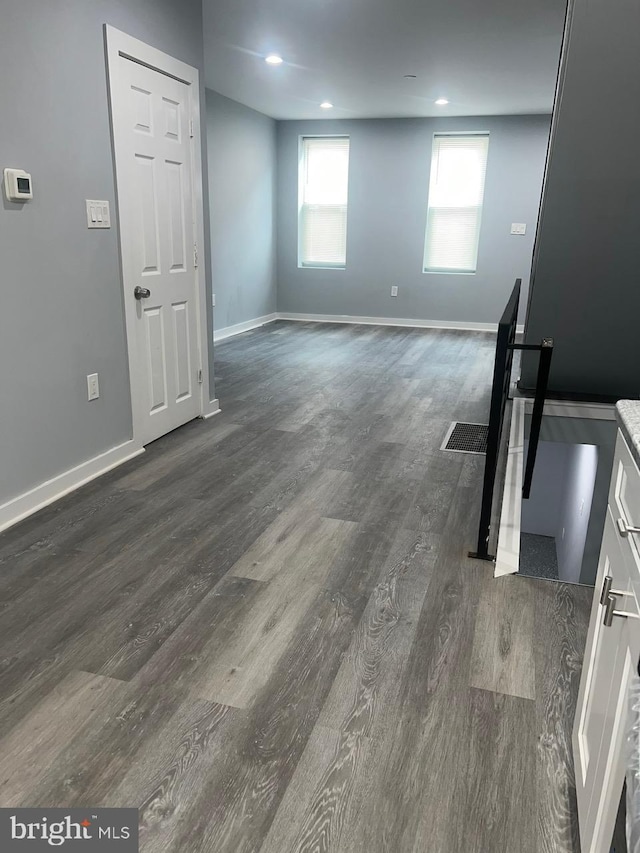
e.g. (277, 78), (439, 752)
(0, 0), (210, 507)
(556, 442), (599, 585)
(522, 437), (599, 584)
(536, 415), (617, 585)
(522, 0), (640, 399)
(521, 441), (570, 537)
(276, 115), (550, 325)
(206, 90), (277, 332)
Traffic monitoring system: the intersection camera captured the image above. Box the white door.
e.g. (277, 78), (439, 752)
(573, 507), (640, 853)
(112, 56), (201, 445)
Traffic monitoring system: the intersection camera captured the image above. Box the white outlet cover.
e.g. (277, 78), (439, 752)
(391, 286), (398, 296)
(510, 222), (527, 235)
(87, 373), (99, 401)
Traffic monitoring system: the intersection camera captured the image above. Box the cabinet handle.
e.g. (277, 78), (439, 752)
(603, 592), (640, 627)
(600, 574), (633, 605)
(600, 575), (613, 605)
(617, 517), (640, 538)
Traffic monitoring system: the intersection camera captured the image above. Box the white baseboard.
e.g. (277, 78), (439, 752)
(201, 399), (221, 419)
(277, 311), (524, 334)
(213, 310), (524, 338)
(214, 313), (277, 342)
(0, 440), (144, 534)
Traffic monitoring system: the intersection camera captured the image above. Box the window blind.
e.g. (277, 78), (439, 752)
(299, 136), (350, 268)
(423, 133), (489, 274)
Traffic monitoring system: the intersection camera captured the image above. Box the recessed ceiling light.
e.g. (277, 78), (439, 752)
(435, 98), (449, 106)
(265, 54), (283, 65)
(320, 101), (333, 109)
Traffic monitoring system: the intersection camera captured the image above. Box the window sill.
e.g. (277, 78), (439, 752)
(423, 269), (476, 276)
(299, 264), (346, 271)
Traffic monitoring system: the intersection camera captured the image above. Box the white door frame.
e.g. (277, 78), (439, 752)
(105, 25), (218, 450)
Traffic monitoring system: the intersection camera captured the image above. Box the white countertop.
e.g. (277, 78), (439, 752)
(617, 400), (640, 468)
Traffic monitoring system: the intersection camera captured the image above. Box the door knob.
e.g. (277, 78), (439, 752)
(134, 286), (151, 300)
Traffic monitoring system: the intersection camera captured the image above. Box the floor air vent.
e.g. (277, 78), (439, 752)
(441, 422), (489, 455)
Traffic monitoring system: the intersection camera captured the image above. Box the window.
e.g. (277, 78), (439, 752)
(423, 133), (489, 274)
(299, 136), (350, 268)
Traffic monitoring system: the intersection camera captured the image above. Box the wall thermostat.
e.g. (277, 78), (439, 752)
(3, 168), (33, 201)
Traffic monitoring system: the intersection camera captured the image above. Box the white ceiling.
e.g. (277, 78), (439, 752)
(202, 0), (566, 120)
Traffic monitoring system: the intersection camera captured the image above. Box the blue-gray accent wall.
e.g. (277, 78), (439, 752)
(206, 90), (277, 331)
(276, 114), (551, 325)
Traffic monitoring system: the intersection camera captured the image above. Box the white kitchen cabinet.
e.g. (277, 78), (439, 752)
(573, 431), (640, 853)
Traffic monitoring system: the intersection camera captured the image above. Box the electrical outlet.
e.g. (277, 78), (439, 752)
(212, 293), (216, 307)
(87, 373), (99, 401)
(390, 286), (398, 297)
(510, 222), (526, 236)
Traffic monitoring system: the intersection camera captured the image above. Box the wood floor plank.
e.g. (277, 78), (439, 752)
(258, 724), (375, 853)
(108, 699), (243, 852)
(114, 419), (244, 492)
(388, 416), (452, 461)
(0, 669), (241, 848)
(246, 442), (353, 515)
(231, 512), (359, 585)
(286, 484), (487, 853)
(0, 670), (127, 806)
(447, 687), (537, 853)
(320, 446), (426, 526)
(257, 529), (440, 853)
(170, 588), (364, 853)
(403, 451), (465, 532)
(469, 573), (536, 700)
(136, 563), (344, 710)
(317, 528), (439, 739)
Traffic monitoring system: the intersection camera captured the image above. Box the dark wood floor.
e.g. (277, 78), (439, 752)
(0, 321), (592, 852)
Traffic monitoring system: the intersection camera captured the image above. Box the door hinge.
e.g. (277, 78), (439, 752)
(197, 368), (203, 384)
(193, 242), (199, 268)
(189, 119), (194, 138)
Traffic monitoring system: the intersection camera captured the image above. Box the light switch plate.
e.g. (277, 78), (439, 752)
(390, 286), (398, 297)
(510, 222), (527, 235)
(87, 373), (99, 401)
(86, 200), (111, 229)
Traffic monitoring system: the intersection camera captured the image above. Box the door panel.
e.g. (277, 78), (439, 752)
(611, 432), (640, 573)
(116, 56), (200, 444)
(131, 85), (152, 133)
(574, 507), (640, 853)
(166, 160), (187, 272)
(135, 154), (161, 276)
(144, 307), (167, 413)
(576, 549), (616, 786)
(171, 302), (192, 402)
(575, 516), (624, 822)
(162, 96), (181, 141)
